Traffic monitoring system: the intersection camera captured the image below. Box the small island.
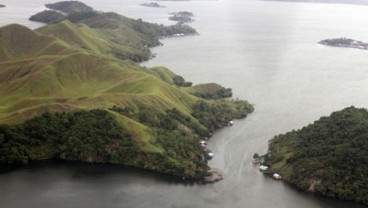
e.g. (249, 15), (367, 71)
(169, 11), (194, 24)
(319, 38), (368, 50)
(139, 2), (165, 8)
(0, 4), (5, 8)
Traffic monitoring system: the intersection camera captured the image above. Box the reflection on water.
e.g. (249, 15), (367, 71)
(0, 162), (365, 208)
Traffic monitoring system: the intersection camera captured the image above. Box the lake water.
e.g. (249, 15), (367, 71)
(1, 0), (368, 207)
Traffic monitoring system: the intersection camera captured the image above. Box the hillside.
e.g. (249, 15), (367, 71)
(265, 106), (368, 204)
(0, 23), (196, 124)
(36, 20), (152, 61)
(0, 21), (253, 180)
(29, 1), (198, 60)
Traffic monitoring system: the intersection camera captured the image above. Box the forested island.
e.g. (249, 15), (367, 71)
(263, 107), (368, 205)
(0, 4), (5, 7)
(319, 38), (368, 50)
(0, 1), (253, 182)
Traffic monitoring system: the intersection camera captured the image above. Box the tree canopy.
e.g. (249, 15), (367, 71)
(267, 106), (368, 205)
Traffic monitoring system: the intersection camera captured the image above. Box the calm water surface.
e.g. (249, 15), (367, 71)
(1, 0), (368, 207)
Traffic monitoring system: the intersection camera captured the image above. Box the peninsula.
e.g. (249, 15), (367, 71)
(263, 106), (368, 205)
(29, 2), (197, 42)
(0, 1), (253, 182)
(319, 38), (368, 50)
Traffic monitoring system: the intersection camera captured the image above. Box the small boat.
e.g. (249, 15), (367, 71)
(200, 140), (207, 146)
(206, 152), (214, 160)
(259, 165), (268, 171)
(273, 173), (282, 180)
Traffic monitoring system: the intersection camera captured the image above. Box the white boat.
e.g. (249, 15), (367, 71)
(259, 165), (268, 171)
(273, 173), (282, 180)
(206, 152), (214, 160)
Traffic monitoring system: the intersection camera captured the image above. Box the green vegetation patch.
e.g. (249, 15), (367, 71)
(0, 109), (208, 179)
(266, 106), (368, 205)
(188, 83), (232, 99)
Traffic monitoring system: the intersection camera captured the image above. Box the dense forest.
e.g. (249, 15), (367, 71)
(266, 106), (368, 204)
(0, 98), (253, 179)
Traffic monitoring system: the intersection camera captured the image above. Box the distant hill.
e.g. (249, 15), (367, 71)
(45, 1), (94, 14)
(29, 10), (66, 23)
(266, 106), (368, 205)
(29, 2), (197, 62)
(140, 2), (165, 8)
(0, 18), (253, 180)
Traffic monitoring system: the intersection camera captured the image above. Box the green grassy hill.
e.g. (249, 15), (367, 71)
(266, 107), (368, 204)
(0, 21), (253, 179)
(0, 23), (196, 123)
(0, 24), (75, 61)
(29, 1), (198, 63)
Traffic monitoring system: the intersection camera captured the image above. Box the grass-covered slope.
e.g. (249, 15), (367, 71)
(29, 1), (197, 62)
(0, 23), (196, 122)
(266, 106), (368, 204)
(65, 11), (197, 47)
(37, 20), (153, 62)
(0, 24), (75, 61)
(0, 22), (253, 179)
